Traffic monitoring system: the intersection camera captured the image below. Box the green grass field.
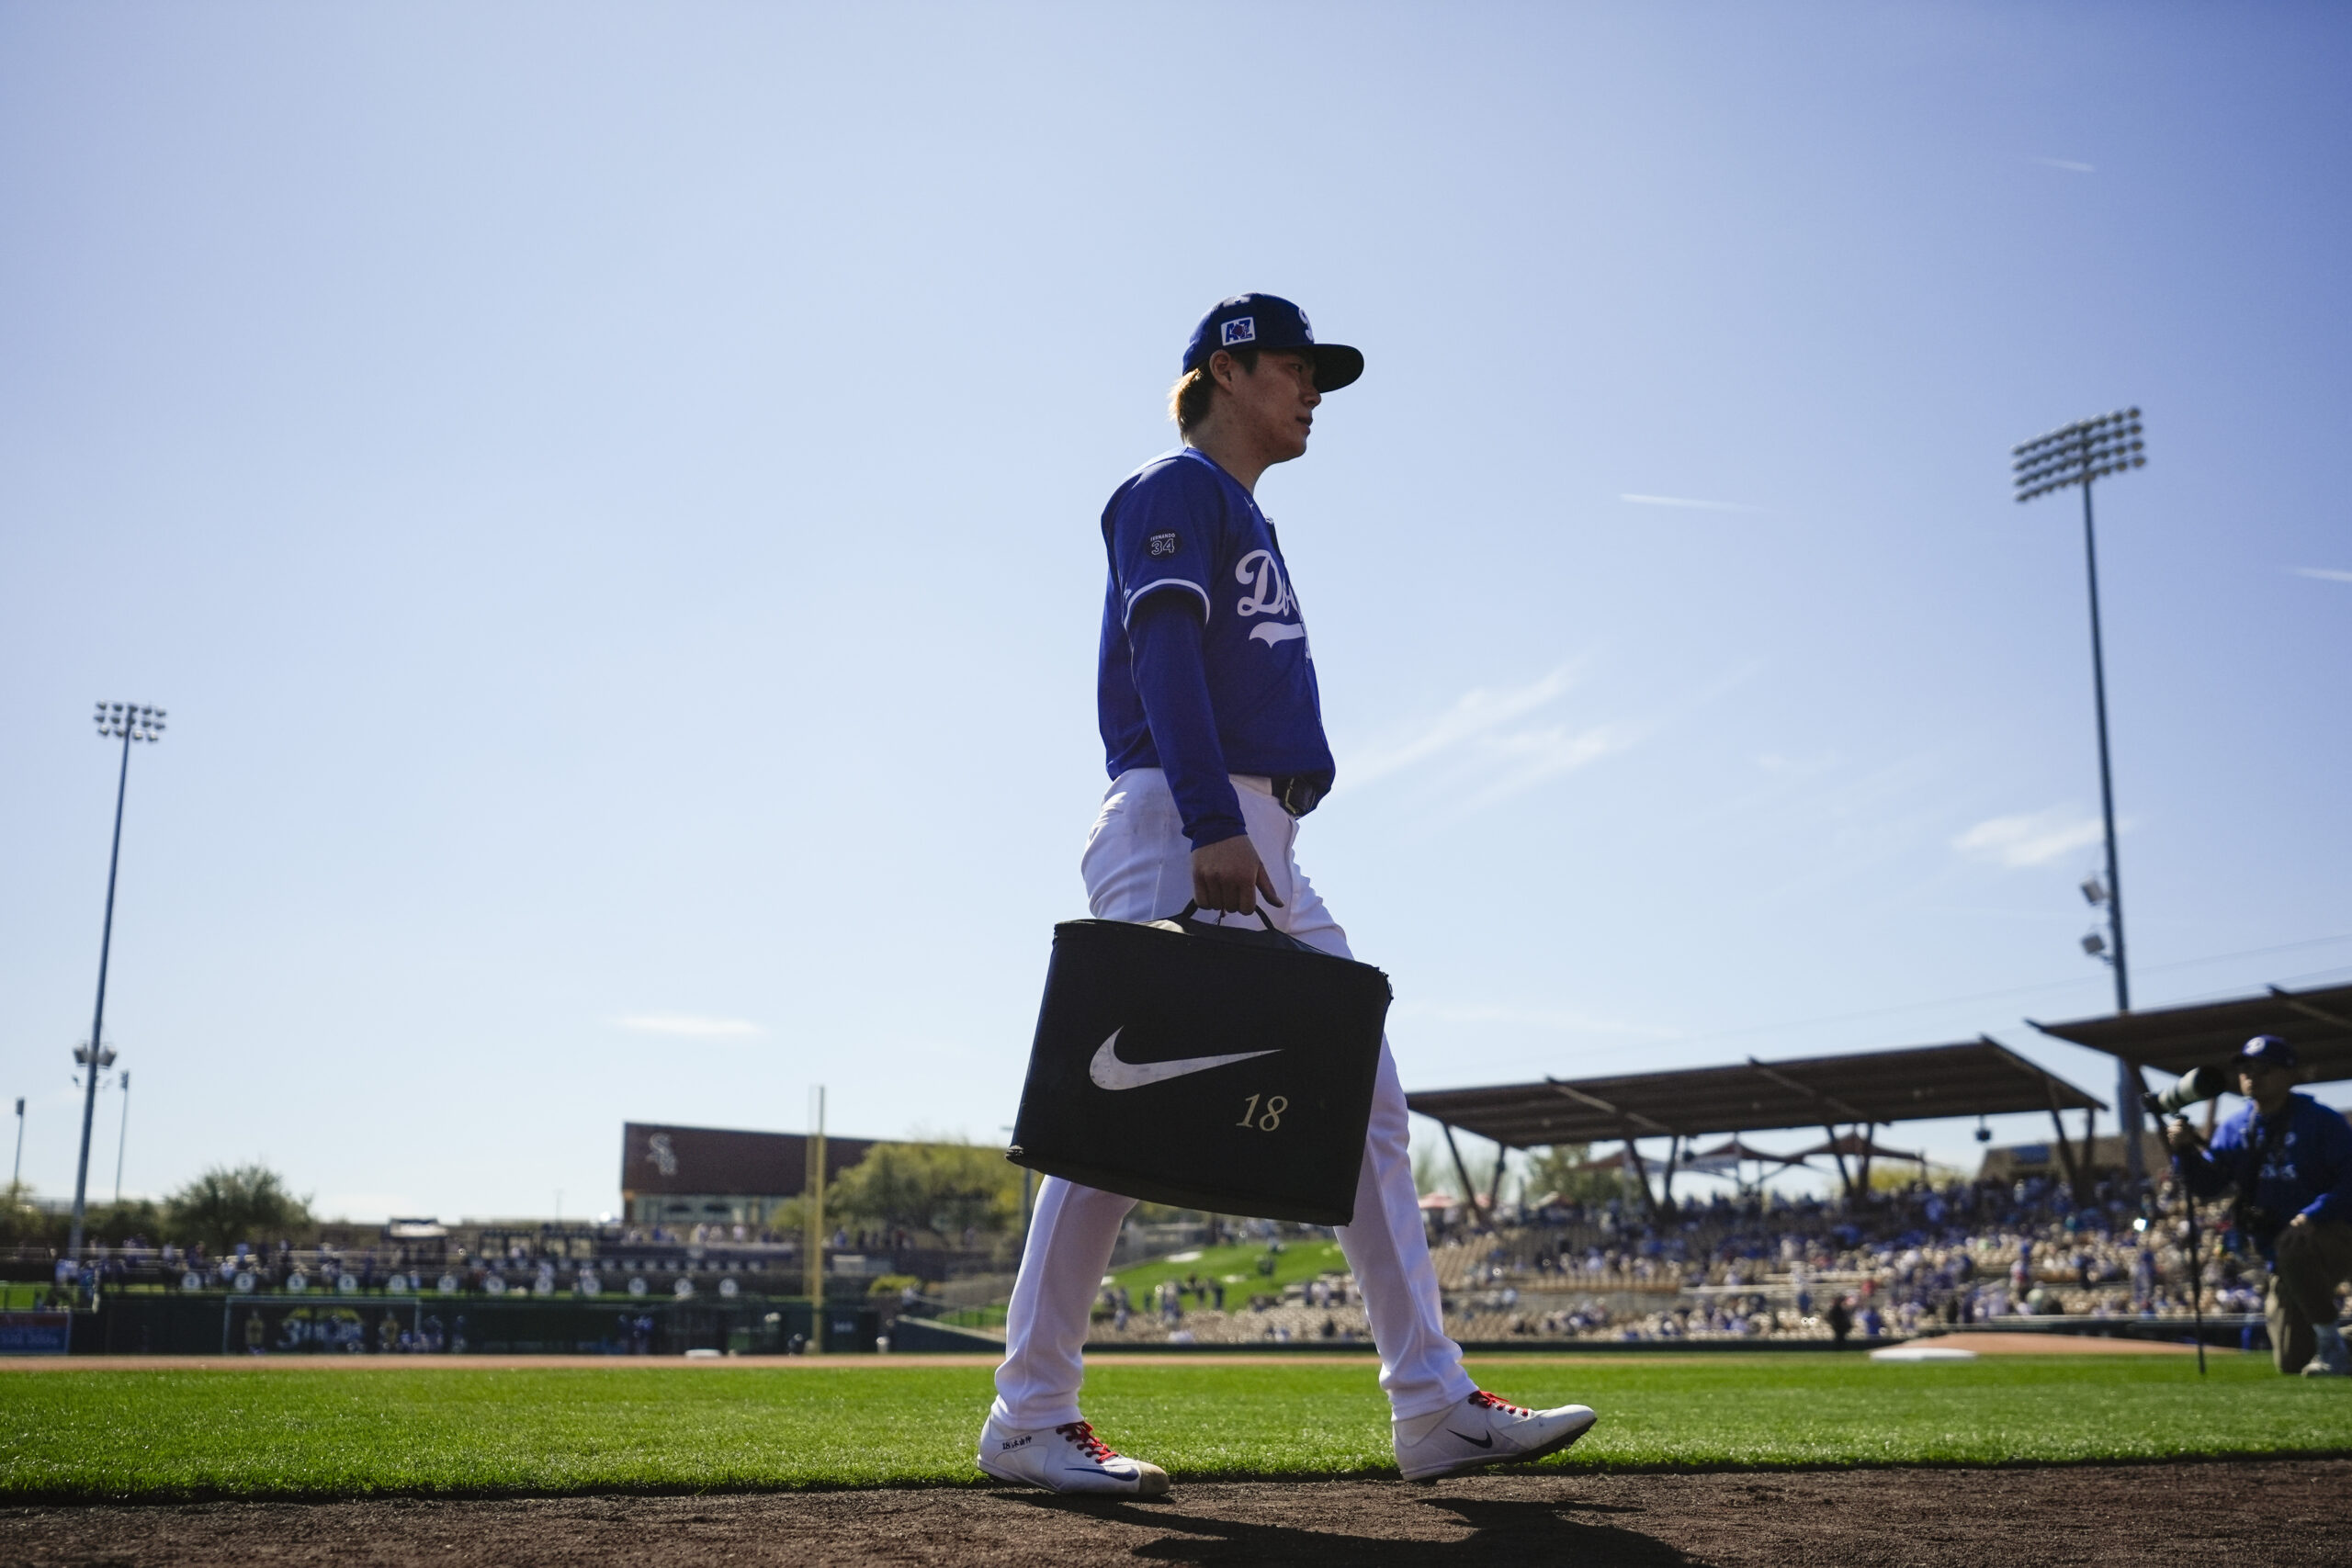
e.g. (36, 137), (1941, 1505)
(4, 1352), (2348, 1503)
(935, 1237), (1348, 1327)
(1111, 1236), (1351, 1302)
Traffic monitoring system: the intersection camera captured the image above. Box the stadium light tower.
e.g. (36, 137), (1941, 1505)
(2012, 411), (2146, 1179)
(70, 702), (164, 1262)
(113, 1070), (132, 1204)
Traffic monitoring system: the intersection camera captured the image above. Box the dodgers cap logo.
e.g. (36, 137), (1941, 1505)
(2235, 1033), (2300, 1069)
(1181, 293), (1364, 392)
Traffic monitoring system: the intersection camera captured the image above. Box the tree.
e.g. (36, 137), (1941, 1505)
(0, 1182), (41, 1247)
(1523, 1144), (1629, 1205)
(164, 1164), (312, 1253)
(827, 1140), (1023, 1237)
(1869, 1161), (1968, 1194)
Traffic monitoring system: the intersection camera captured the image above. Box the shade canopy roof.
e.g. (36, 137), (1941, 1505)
(1677, 1138), (1817, 1178)
(2030, 982), (2352, 1084)
(1407, 1038), (2102, 1151)
(1690, 1137), (1813, 1165)
(1785, 1133), (1927, 1163)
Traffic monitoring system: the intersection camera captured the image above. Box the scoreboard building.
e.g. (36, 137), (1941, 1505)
(620, 1122), (876, 1228)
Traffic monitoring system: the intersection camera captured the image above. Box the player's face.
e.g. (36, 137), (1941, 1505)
(1226, 349), (1321, 464)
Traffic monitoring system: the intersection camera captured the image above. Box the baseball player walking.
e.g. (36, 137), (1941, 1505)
(977, 295), (1598, 1495)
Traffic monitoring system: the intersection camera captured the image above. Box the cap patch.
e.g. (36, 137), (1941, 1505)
(1221, 317), (1256, 346)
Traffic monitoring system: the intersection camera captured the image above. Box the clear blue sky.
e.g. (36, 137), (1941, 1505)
(4, 4), (2346, 1221)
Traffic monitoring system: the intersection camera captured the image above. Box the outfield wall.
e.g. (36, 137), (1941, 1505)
(68, 1294), (884, 1357)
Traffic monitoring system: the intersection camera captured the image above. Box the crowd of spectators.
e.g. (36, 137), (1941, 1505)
(1086, 1171), (2290, 1346)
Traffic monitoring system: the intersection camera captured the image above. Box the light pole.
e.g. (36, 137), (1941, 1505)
(10, 1099), (22, 1191)
(804, 1086), (827, 1354)
(71, 702), (164, 1261)
(113, 1071), (131, 1205)
(2011, 411), (2146, 1179)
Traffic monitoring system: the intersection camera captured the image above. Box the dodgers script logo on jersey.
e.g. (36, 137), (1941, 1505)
(1237, 548), (1306, 647)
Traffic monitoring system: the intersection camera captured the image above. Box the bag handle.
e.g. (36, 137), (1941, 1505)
(1170, 899), (1314, 952)
(1173, 898), (1281, 932)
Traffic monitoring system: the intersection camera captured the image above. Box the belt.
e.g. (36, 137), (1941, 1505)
(1272, 773), (1331, 818)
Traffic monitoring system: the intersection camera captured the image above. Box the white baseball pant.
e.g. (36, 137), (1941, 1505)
(989, 767), (1474, 1428)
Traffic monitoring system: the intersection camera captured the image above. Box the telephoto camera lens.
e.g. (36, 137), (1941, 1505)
(2143, 1064), (2232, 1118)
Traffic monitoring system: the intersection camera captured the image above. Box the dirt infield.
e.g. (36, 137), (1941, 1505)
(5, 1461), (2346, 1566)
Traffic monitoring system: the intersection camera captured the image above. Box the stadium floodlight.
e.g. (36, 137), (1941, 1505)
(2012, 412), (2146, 1178)
(69, 703), (166, 1264)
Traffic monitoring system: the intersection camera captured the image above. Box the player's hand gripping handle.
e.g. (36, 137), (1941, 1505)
(1191, 834), (1283, 917)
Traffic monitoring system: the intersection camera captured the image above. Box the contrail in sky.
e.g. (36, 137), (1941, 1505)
(1620, 493), (1764, 513)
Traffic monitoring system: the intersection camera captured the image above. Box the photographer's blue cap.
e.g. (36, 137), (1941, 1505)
(2235, 1034), (2299, 1069)
(1182, 293), (1364, 393)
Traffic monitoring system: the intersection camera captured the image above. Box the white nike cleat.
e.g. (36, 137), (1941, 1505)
(976, 1414), (1171, 1495)
(1394, 1390), (1599, 1481)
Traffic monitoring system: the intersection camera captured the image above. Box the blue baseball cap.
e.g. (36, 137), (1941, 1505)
(2234, 1034), (2299, 1069)
(1181, 294), (1363, 393)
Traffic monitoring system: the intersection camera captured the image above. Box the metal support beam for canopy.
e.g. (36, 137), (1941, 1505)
(1747, 1057), (1869, 1124)
(2273, 986), (2352, 1032)
(1620, 1135), (1657, 1217)
(2045, 1078), (2085, 1202)
(1439, 1122), (1480, 1234)
(1545, 1078), (1674, 1137)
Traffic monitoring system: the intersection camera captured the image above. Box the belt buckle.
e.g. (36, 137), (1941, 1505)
(1276, 775), (1325, 818)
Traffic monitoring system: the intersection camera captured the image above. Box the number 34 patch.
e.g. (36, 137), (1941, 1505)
(1148, 532), (1180, 558)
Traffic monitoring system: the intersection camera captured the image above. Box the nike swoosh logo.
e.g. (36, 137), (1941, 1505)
(1446, 1430), (1494, 1449)
(1089, 1029), (1279, 1091)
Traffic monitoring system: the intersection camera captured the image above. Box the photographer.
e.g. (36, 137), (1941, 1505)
(2166, 1036), (2352, 1376)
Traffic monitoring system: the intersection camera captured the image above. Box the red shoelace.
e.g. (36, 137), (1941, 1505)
(1470, 1391), (1532, 1417)
(1056, 1421), (1122, 1462)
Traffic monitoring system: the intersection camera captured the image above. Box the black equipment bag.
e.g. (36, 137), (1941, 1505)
(1006, 906), (1391, 1225)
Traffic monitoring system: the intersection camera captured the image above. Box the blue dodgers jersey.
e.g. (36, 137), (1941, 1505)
(2204, 1093), (2352, 1234)
(1097, 448), (1337, 784)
